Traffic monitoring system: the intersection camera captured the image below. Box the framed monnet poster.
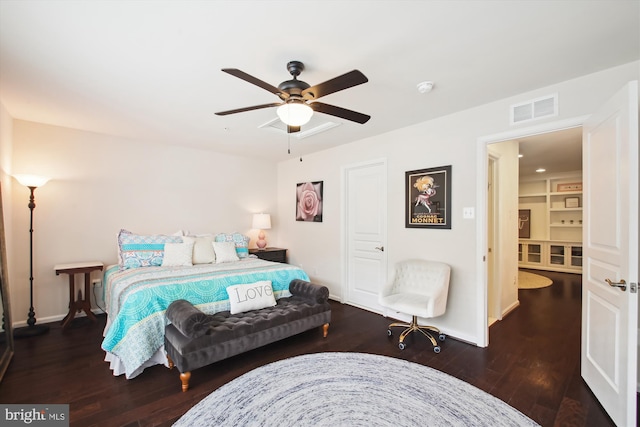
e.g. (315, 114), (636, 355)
(405, 165), (452, 229)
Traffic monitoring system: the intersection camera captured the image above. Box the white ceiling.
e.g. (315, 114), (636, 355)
(517, 127), (583, 179)
(0, 1), (638, 162)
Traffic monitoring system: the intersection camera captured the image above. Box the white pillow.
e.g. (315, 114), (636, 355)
(226, 281), (276, 314)
(161, 242), (195, 267)
(213, 241), (240, 263)
(184, 236), (216, 264)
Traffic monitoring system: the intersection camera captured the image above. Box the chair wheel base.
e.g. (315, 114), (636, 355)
(387, 316), (444, 353)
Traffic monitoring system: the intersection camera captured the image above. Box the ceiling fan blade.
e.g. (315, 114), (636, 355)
(215, 102), (282, 116)
(222, 68), (290, 100)
(287, 125), (300, 134)
(302, 70), (368, 100)
(310, 102), (370, 124)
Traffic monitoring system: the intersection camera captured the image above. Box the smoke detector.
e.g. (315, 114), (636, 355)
(417, 81), (434, 93)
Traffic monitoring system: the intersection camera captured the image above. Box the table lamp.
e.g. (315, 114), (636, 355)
(252, 213), (271, 250)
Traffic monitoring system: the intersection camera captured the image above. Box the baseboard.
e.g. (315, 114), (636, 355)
(12, 308), (105, 328)
(502, 300), (520, 318)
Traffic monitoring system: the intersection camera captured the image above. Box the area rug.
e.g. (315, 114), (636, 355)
(518, 270), (553, 289)
(174, 352), (539, 427)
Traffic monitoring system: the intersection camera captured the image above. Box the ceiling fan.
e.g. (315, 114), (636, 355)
(215, 61), (370, 133)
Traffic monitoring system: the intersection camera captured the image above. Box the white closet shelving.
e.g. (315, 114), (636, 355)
(518, 172), (582, 273)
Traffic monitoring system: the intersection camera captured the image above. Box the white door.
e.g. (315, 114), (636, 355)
(581, 81), (638, 427)
(344, 160), (387, 312)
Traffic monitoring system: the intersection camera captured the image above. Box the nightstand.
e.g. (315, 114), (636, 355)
(249, 247), (287, 263)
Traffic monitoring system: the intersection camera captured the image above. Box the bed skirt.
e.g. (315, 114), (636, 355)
(104, 347), (169, 379)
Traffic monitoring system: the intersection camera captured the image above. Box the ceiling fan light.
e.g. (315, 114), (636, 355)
(277, 103), (313, 126)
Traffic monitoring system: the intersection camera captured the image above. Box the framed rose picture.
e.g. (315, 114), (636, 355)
(405, 165), (452, 229)
(296, 181), (323, 222)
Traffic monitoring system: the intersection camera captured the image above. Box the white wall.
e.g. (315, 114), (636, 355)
(8, 121), (279, 325)
(277, 60), (639, 345)
(487, 140), (519, 317)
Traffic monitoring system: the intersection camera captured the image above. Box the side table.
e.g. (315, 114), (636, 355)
(249, 247), (287, 263)
(54, 261), (103, 329)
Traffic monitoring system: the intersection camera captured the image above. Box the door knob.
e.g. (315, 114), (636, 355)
(375, 246), (384, 252)
(605, 278), (627, 291)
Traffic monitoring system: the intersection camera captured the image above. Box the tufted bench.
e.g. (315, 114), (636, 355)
(164, 279), (331, 391)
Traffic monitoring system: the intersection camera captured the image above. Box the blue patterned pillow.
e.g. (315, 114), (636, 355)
(214, 232), (250, 259)
(118, 229), (183, 270)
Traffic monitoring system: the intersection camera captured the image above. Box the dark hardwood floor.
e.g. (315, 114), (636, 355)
(0, 270), (622, 426)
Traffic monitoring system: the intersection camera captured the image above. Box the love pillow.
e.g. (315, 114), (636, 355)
(226, 281), (276, 314)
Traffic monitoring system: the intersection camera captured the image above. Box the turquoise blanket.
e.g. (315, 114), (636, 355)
(101, 258), (309, 378)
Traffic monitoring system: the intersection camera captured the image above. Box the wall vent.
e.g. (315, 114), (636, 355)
(510, 93), (558, 125)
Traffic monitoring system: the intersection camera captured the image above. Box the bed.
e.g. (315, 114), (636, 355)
(101, 258), (309, 379)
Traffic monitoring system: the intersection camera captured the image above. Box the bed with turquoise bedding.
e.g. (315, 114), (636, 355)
(101, 258), (309, 379)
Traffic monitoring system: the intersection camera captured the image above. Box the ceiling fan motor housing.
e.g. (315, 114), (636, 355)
(278, 79), (310, 96)
(278, 61), (310, 96)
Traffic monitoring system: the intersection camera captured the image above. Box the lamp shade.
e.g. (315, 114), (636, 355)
(14, 174), (50, 188)
(252, 213), (271, 230)
(277, 103), (313, 126)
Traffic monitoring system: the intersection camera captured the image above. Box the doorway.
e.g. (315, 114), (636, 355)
(489, 127), (583, 323)
(476, 116), (587, 346)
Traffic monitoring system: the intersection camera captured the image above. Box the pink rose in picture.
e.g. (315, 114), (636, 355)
(296, 181), (323, 222)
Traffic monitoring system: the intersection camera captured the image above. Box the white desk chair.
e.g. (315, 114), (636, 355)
(379, 259), (451, 353)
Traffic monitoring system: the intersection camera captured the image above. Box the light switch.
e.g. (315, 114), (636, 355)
(463, 207), (475, 219)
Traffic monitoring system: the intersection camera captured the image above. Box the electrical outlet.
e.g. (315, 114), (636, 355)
(92, 279), (102, 288)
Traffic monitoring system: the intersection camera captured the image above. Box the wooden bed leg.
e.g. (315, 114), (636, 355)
(180, 371), (191, 392)
(323, 323), (329, 338)
(167, 354), (174, 370)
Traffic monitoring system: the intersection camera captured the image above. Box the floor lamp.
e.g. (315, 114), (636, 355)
(13, 174), (50, 338)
